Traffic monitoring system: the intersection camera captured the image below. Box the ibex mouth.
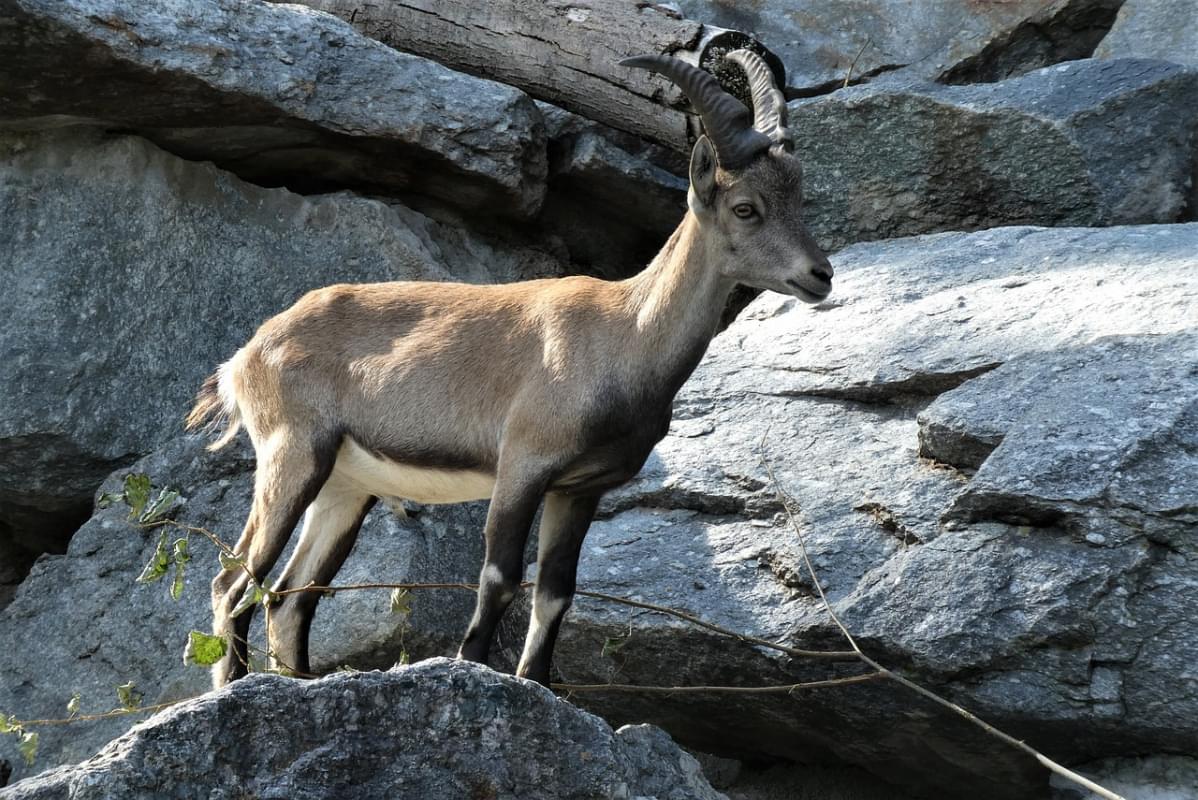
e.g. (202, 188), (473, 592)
(785, 278), (831, 304)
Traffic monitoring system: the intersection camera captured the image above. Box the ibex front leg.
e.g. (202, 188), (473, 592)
(457, 466), (549, 664)
(517, 492), (599, 685)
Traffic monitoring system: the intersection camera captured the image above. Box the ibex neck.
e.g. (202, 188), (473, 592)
(623, 212), (734, 392)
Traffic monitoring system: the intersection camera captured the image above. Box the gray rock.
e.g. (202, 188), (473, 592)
(0, 434), (486, 782)
(0, 0), (547, 217)
(677, 0), (1122, 93)
(537, 102), (688, 278)
(791, 59), (1198, 250)
(725, 763), (922, 800)
(691, 224), (1198, 403)
(926, 334), (1198, 546)
(0, 127), (560, 553)
(0, 537), (34, 613)
(1095, 0), (1198, 68)
(0, 659), (725, 800)
(520, 225), (1198, 799)
(1050, 754), (1198, 799)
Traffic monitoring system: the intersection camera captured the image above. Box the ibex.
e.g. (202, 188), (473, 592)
(188, 50), (832, 689)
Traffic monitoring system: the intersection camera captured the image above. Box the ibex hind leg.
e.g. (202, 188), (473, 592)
(266, 475), (375, 678)
(210, 430), (337, 689)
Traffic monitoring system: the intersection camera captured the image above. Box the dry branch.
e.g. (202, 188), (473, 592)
(761, 452), (1128, 800)
(271, 0), (784, 150)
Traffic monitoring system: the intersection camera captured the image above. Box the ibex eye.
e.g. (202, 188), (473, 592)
(733, 204), (757, 219)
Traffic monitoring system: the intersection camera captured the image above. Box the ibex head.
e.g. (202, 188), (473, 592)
(623, 50), (833, 303)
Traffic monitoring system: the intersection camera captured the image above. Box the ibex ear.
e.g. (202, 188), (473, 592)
(689, 135), (718, 211)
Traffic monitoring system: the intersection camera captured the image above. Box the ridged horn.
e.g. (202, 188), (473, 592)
(726, 48), (791, 151)
(621, 54), (772, 169)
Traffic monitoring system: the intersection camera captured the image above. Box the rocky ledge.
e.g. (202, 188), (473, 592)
(0, 659), (723, 800)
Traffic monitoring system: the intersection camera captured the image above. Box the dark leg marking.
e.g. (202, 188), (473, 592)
(516, 492), (600, 685)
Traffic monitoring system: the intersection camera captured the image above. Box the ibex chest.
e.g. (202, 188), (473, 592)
(550, 394), (672, 495)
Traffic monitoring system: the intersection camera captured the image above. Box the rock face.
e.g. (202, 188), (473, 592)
(0, 128), (560, 555)
(1094, 0), (1198, 67)
(0, 659), (725, 800)
(0, 435), (486, 783)
(922, 333), (1198, 542)
(538, 102), (688, 278)
(1051, 754), (1198, 799)
(0, 0), (547, 217)
(678, 0), (1123, 93)
(792, 59), (1198, 250)
(524, 224), (1198, 799)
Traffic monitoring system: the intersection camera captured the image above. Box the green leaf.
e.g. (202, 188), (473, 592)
(66, 694), (81, 716)
(183, 631), (228, 667)
(116, 682), (142, 711)
(389, 588), (412, 617)
(397, 649), (410, 666)
(169, 538), (190, 600)
(123, 474), (152, 519)
(18, 731), (38, 766)
(139, 488), (179, 525)
(231, 585), (264, 618)
(601, 635), (629, 659)
(0, 712), (16, 734)
(218, 551), (244, 571)
(96, 491), (124, 510)
(136, 531), (172, 585)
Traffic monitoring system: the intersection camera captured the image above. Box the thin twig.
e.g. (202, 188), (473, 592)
(273, 581), (481, 597)
(760, 448), (1126, 800)
(573, 588), (856, 660)
(554, 672), (882, 695)
(843, 36), (873, 87)
(18, 701), (181, 728)
(277, 580), (858, 660)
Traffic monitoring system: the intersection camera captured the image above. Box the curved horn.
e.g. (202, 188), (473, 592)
(726, 49), (791, 151)
(621, 54), (771, 169)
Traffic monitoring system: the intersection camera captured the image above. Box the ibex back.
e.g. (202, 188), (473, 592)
(188, 50), (832, 688)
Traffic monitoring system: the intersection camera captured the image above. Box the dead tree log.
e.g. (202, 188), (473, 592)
(276, 0), (784, 152)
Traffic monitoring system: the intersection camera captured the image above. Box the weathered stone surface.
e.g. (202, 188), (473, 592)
(678, 0), (1122, 93)
(0, 659), (724, 800)
(0, 0), (547, 217)
(0, 537), (34, 613)
(0, 128), (560, 554)
(1094, 0), (1198, 67)
(515, 225), (1198, 799)
(726, 763), (920, 800)
(538, 102), (687, 278)
(1050, 754), (1198, 799)
(692, 224), (1198, 403)
(922, 334), (1198, 547)
(791, 59), (1198, 250)
(0, 435), (485, 782)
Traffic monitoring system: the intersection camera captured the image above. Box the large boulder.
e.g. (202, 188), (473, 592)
(1094, 0), (1198, 68)
(923, 333), (1198, 542)
(0, 0), (547, 217)
(0, 128), (560, 555)
(537, 102), (688, 279)
(0, 659), (724, 800)
(0, 435), (486, 782)
(531, 224), (1198, 799)
(677, 0), (1123, 93)
(792, 59), (1198, 250)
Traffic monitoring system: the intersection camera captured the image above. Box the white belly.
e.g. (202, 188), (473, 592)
(333, 439), (495, 504)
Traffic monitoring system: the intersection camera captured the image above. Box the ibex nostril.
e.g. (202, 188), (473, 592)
(812, 265), (833, 285)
